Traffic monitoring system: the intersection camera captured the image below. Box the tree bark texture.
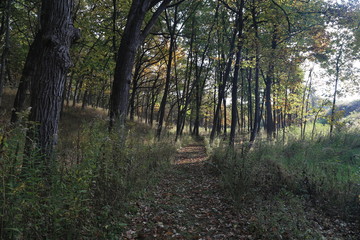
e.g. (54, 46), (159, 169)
(25, 0), (79, 162)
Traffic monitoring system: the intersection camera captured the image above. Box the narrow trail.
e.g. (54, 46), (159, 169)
(122, 143), (250, 239)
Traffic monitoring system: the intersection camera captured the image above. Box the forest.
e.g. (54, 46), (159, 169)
(0, 0), (359, 239)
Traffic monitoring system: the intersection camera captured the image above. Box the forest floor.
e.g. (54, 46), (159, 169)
(121, 142), (359, 240)
(122, 143), (251, 239)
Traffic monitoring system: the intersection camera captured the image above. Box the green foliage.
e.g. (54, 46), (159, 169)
(209, 129), (360, 238)
(0, 119), (176, 239)
(249, 190), (323, 239)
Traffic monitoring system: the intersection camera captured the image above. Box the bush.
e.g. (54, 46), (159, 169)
(209, 130), (360, 238)
(0, 119), (176, 239)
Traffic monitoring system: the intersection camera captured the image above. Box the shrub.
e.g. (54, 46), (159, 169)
(209, 130), (360, 238)
(0, 119), (176, 239)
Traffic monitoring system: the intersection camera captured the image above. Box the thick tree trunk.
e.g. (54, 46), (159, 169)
(24, 0), (79, 164)
(109, 0), (171, 130)
(109, 3), (144, 128)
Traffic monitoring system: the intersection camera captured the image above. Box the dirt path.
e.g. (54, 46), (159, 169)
(122, 143), (251, 239)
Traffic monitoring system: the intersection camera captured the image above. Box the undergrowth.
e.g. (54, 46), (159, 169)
(209, 129), (360, 239)
(0, 115), (176, 239)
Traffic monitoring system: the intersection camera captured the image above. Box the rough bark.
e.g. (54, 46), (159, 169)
(24, 0), (80, 164)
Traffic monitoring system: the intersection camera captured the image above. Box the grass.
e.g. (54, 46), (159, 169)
(209, 127), (360, 239)
(0, 104), (177, 239)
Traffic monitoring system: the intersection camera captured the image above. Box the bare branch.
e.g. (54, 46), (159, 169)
(141, 0), (172, 42)
(167, 0), (186, 8)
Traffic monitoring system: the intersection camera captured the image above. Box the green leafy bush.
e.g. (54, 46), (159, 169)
(0, 119), (176, 239)
(209, 130), (360, 238)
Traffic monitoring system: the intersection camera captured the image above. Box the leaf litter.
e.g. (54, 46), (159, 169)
(121, 143), (359, 239)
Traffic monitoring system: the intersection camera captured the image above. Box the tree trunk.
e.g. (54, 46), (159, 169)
(66, 73), (74, 106)
(223, 97), (227, 136)
(109, 0), (171, 130)
(11, 34), (42, 122)
(265, 26), (277, 139)
(110, 2), (144, 128)
(230, 46), (241, 146)
(229, 0), (245, 146)
(24, 0), (79, 165)
(247, 68), (253, 133)
(0, 0), (11, 107)
(330, 46), (342, 135)
(210, 24), (238, 142)
(157, 8), (177, 140)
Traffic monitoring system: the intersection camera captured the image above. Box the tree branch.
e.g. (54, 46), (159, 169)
(141, 0), (172, 42)
(167, 0), (186, 8)
(219, 0), (238, 13)
(271, 0), (291, 33)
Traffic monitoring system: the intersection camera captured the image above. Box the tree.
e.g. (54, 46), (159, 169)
(210, 3), (238, 143)
(109, 0), (179, 129)
(326, 28), (358, 135)
(249, 0), (261, 143)
(229, 0), (245, 146)
(24, 0), (79, 165)
(156, 6), (179, 140)
(0, 0), (11, 107)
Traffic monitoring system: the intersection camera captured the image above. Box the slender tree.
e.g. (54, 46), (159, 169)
(157, 6), (178, 140)
(0, 0), (11, 107)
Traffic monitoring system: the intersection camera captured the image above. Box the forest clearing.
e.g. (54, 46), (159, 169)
(0, 0), (359, 239)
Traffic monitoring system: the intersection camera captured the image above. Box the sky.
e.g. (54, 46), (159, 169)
(303, 1), (360, 104)
(303, 59), (360, 104)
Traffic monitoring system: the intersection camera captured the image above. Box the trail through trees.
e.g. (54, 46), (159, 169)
(122, 143), (251, 239)
(122, 142), (359, 239)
